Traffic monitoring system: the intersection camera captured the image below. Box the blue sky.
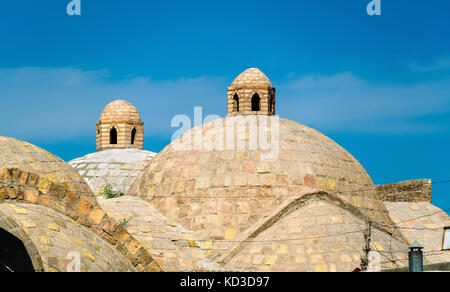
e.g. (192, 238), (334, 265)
(1, 1), (450, 210)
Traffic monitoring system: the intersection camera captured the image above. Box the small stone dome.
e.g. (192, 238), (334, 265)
(99, 100), (141, 122)
(0, 136), (92, 198)
(0, 136), (161, 272)
(230, 68), (272, 88)
(69, 148), (157, 196)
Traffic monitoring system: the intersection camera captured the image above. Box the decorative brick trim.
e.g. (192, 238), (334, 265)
(217, 190), (408, 264)
(96, 120), (144, 126)
(0, 168), (162, 272)
(227, 85), (273, 91)
(0, 210), (45, 272)
(376, 179), (432, 203)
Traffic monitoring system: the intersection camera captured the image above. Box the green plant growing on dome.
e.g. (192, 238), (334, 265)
(102, 183), (125, 199)
(119, 217), (133, 228)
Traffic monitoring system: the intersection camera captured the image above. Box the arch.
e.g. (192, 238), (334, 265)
(218, 190), (408, 265)
(251, 93), (260, 112)
(110, 127), (117, 145)
(0, 228), (35, 272)
(0, 168), (162, 272)
(269, 95), (274, 114)
(131, 128), (137, 145)
(233, 94), (240, 112)
(0, 211), (44, 272)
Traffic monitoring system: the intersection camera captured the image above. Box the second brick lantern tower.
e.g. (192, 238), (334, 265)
(96, 100), (144, 151)
(227, 68), (276, 116)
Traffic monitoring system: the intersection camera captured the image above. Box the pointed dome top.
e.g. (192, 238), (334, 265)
(230, 68), (272, 87)
(99, 99), (141, 122)
(409, 241), (424, 249)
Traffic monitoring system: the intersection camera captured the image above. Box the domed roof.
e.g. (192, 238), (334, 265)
(0, 136), (162, 272)
(69, 148), (157, 195)
(129, 117), (392, 241)
(0, 136), (92, 198)
(0, 203), (136, 272)
(99, 100), (141, 122)
(230, 68), (272, 87)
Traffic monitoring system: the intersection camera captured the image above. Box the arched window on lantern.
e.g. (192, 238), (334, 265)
(131, 128), (137, 145)
(233, 94), (240, 112)
(251, 93), (260, 111)
(269, 95), (274, 114)
(110, 127), (117, 145)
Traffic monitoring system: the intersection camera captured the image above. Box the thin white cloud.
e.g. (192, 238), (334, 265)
(409, 56), (450, 72)
(0, 67), (449, 144)
(0, 67), (225, 142)
(279, 72), (450, 133)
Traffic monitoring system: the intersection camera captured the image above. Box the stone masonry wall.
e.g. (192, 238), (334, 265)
(0, 203), (135, 272)
(96, 121), (144, 151)
(227, 87), (276, 116)
(0, 168), (161, 272)
(224, 200), (408, 272)
(376, 179), (431, 203)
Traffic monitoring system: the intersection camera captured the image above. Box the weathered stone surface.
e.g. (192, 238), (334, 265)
(69, 148), (156, 196)
(227, 69), (275, 116)
(0, 203), (135, 272)
(89, 208), (106, 225)
(0, 136), (160, 272)
(225, 200), (410, 272)
(128, 117), (390, 241)
(376, 179), (432, 202)
(95, 100), (144, 151)
(384, 201), (450, 264)
(0, 136), (93, 200)
(98, 196), (224, 272)
(1, 70), (449, 273)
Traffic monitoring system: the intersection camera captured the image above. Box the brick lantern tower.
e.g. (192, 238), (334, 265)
(96, 100), (144, 151)
(227, 68), (276, 116)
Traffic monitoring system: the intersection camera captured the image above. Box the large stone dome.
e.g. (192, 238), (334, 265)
(129, 116), (392, 241)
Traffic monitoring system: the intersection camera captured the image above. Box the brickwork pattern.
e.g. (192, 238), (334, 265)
(0, 136), (92, 199)
(0, 210), (45, 271)
(224, 200), (409, 272)
(98, 196), (225, 272)
(227, 68), (275, 116)
(0, 136), (161, 272)
(129, 117), (394, 248)
(69, 148), (156, 195)
(376, 179), (432, 202)
(96, 100), (144, 151)
(0, 203), (134, 272)
(231, 68), (272, 87)
(384, 201), (450, 264)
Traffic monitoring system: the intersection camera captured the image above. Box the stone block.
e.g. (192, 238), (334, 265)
(24, 189), (39, 204)
(89, 208), (106, 225)
(76, 199), (93, 217)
